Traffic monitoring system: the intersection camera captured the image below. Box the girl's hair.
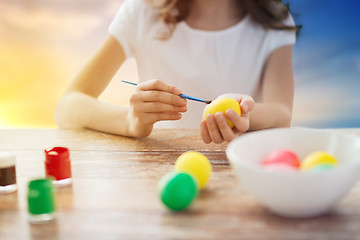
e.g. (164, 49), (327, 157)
(147, 0), (299, 40)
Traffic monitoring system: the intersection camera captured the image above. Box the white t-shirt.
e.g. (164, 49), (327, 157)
(109, 0), (296, 129)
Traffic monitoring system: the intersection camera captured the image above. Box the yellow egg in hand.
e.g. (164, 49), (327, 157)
(175, 151), (212, 189)
(204, 97), (241, 128)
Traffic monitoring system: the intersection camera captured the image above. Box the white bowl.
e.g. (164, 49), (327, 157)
(226, 128), (360, 218)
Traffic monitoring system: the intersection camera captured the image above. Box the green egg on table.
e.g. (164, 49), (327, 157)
(158, 171), (198, 211)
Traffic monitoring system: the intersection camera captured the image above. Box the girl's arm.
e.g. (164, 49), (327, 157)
(55, 35), (187, 137)
(200, 45), (294, 144)
(249, 45), (294, 130)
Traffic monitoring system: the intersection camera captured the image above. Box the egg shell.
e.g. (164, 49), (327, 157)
(310, 163), (336, 172)
(262, 149), (301, 168)
(175, 151), (212, 189)
(301, 151), (338, 171)
(204, 97), (241, 128)
(158, 171), (198, 211)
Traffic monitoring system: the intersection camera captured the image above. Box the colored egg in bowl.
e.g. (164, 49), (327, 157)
(226, 128), (360, 218)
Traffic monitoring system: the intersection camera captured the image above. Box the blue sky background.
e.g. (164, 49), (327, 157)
(289, 0), (360, 128)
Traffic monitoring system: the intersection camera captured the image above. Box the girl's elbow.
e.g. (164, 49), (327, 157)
(280, 107), (292, 128)
(54, 102), (69, 128)
(54, 97), (78, 129)
(282, 119), (291, 128)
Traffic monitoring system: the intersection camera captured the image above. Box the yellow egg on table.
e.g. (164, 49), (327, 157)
(175, 151), (212, 189)
(204, 97), (241, 128)
(301, 151), (338, 171)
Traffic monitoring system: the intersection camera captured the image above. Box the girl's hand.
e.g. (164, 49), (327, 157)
(127, 79), (187, 137)
(200, 94), (255, 144)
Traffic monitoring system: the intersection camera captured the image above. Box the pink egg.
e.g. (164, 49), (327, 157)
(262, 149), (300, 168)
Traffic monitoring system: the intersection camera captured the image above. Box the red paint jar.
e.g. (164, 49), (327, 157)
(45, 147), (72, 187)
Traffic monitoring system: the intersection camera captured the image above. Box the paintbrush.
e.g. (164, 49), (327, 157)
(121, 80), (212, 104)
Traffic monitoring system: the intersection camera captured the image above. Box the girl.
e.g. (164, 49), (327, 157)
(55, 0), (297, 144)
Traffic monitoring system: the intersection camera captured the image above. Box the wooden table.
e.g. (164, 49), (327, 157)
(1, 128), (360, 240)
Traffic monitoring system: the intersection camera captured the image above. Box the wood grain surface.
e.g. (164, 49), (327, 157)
(1, 128), (360, 240)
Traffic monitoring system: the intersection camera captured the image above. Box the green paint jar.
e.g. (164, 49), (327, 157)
(27, 178), (56, 223)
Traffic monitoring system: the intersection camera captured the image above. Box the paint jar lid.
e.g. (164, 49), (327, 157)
(0, 151), (16, 168)
(28, 178), (55, 214)
(45, 147), (69, 162)
(45, 147), (72, 181)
